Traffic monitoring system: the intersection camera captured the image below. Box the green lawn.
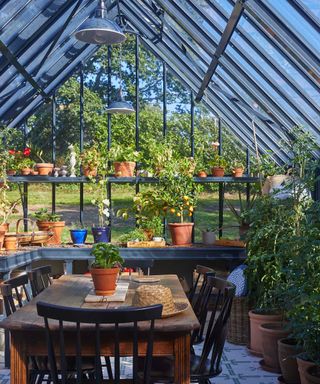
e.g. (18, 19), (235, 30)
(6, 184), (243, 244)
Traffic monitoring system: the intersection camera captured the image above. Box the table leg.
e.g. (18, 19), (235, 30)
(174, 333), (190, 384)
(10, 332), (27, 384)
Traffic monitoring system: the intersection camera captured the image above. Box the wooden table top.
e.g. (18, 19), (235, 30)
(0, 274), (199, 333)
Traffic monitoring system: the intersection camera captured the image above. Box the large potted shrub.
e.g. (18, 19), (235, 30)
(33, 208), (65, 245)
(90, 243), (124, 295)
(109, 144), (140, 177)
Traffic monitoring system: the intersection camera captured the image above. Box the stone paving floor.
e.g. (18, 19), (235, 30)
(0, 337), (278, 383)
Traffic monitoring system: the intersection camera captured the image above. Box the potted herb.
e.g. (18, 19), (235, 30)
(202, 227), (216, 245)
(210, 154), (227, 177)
(109, 144), (140, 177)
(69, 223), (88, 245)
(118, 229), (148, 246)
(231, 160), (245, 178)
(90, 243), (124, 295)
(80, 147), (101, 177)
(17, 157), (34, 176)
(32, 208), (65, 245)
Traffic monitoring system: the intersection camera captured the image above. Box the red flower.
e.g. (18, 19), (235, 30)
(23, 147), (31, 156)
(8, 149), (15, 155)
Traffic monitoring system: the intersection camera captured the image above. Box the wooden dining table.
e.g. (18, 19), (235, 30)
(0, 274), (200, 384)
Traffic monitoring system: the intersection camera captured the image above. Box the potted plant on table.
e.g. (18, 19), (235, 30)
(210, 154), (227, 177)
(109, 144), (140, 177)
(202, 227), (216, 245)
(231, 160), (245, 178)
(160, 156), (201, 246)
(69, 223), (88, 245)
(32, 208), (65, 245)
(90, 243), (124, 295)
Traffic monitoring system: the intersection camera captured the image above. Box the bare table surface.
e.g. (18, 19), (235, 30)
(0, 274), (199, 333)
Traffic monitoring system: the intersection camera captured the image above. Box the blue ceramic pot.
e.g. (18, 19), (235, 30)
(70, 229), (87, 245)
(92, 226), (110, 243)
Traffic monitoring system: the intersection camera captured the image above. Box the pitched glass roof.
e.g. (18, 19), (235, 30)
(0, 0), (319, 162)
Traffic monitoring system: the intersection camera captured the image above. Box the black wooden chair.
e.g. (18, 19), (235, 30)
(188, 265), (215, 344)
(37, 301), (163, 384)
(28, 265), (53, 297)
(146, 276), (236, 384)
(123, 259), (154, 276)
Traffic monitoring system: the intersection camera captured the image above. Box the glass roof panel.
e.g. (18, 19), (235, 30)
(264, 0), (320, 54)
(299, 0), (320, 21)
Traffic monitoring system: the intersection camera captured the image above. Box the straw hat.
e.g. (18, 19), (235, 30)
(132, 285), (188, 318)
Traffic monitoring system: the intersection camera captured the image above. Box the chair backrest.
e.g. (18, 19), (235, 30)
(0, 273), (31, 316)
(28, 265), (52, 297)
(37, 302), (163, 384)
(189, 265), (215, 310)
(191, 276), (235, 377)
(124, 259), (154, 276)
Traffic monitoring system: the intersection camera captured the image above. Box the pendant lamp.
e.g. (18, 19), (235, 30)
(106, 45), (135, 114)
(75, 0), (126, 45)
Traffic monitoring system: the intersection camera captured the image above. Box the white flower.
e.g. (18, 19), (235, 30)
(102, 199), (110, 206)
(103, 208), (110, 217)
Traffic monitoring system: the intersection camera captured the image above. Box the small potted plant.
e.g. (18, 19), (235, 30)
(118, 229), (148, 246)
(17, 157), (35, 176)
(32, 208), (65, 245)
(231, 160), (245, 178)
(202, 227), (216, 245)
(69, 223), (88, 245)
(210, 154), (227, 177)
(91, 178), (111, 243)
(109, 144), (140, 177)
(32, 148), (54, 176)
(90, 243), (124, 295)
(80, 147), (101, 177)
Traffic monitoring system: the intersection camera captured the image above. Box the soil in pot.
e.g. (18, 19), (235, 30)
(259, 322), (290, 373)
(36, 221), (65, 245)
(114, 161), (136, 177)
(248, 310), (283, 356)
(212, 167), (225, 177)
(305, 366), (320, 384)
(91, 267), (120, 296)
(36, 163), (54, 176)
(168, 223), (194, 245)
(278, 338), (303, 384)
(297, 355), (317, 384)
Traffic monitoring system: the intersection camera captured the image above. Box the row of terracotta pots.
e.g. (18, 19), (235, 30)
(249, 310), (320, 383)
(8, 163), (54, 176)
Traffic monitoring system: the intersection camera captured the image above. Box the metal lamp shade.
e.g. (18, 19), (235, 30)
(106, 99), (135, 114)
(75, 18), (126, 45)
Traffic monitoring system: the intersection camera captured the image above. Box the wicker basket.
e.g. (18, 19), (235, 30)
(227, 296), (250, 345)
(15, 218), (53, 246)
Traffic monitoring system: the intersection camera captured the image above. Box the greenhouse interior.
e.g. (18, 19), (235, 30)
(0, 0), (319, 383)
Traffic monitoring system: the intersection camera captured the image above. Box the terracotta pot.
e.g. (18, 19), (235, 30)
(83, 167), (97, 177)
(248, 310), (283, 356)
(20, 168), (31, 176)
(278, 338), (303, 384)
(36, 221), (65, 245)
(113, 161), (136, 177)
(4, 235), (17, 251)
(7, 169), (16, 176)
(30, 170), (39, 176)
(197, 171), (207, 178)
(0, 223), (9, 233)
(0, 231), (5, 249)
(168, 222), (194, 245)
(212, 167), (225, 177)
(306, 366), (320, 384)
(232, 167), (244, 177)
(35, 163), (54, 176)
(90, 267), (120, 296)
(259, 322), (290, 373)
(297, 355), (317, 384)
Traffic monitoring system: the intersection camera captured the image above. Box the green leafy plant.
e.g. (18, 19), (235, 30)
(17, 157), (34, 170)
(231, 159), (244, 169)
(90, 178), (110, 227)
(118, 229), (148, 243)
(90, 243), (124, 269)
(80, 147), (101, 170)
(32, 208), (62, 222)
(210, 153), (227, 168)
(140, 216), (163, 237)
(109, 144), (140, 162)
